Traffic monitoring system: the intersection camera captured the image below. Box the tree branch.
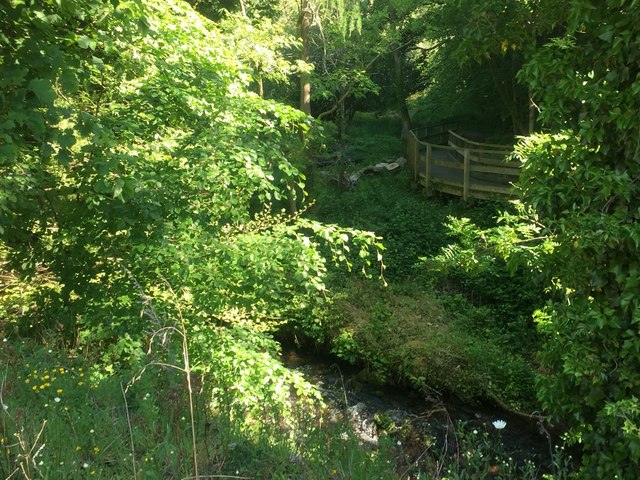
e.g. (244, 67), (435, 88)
(406, 40), (446, 53)
(316, 38), (416, 121)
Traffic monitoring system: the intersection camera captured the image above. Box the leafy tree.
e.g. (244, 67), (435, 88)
(355, 0), (436, 140)
(0, 0), (382, 427)
(217, 13), (301, 99)
(295, 0), (363, 115)
(514, 1), (640, 476)
(412, 0), (563, 135)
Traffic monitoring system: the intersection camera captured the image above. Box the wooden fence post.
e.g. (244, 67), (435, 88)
(425, 143), (432, 195)
(415, 136), (420, 188)
(409, 134), (417, 189)
(463, 147), (470, 201)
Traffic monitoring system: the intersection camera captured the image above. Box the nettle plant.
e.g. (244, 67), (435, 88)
(0, 0), (383, 434)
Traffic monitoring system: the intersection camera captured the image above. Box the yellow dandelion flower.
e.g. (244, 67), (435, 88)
(76, 446), (81, 451)
(56, 389), (63, 394)
(78, 381), (84, 386)
(43, 375), (50, 380)
(39, 385), (45, 390)
(25, 379), (30, 384)
(93, 447), (100, 453)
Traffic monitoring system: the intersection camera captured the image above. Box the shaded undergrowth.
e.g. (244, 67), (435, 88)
(1, 112), (554, 479)
(309, 112), (544, 412)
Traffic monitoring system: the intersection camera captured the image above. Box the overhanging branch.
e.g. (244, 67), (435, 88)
(316, 37), (422, 121)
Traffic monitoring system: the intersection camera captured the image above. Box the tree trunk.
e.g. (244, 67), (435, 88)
(289, 0), (313, 214)
(257, 74), (264, 99)
(299, 0), (311, 115)
(488, 58), (527, 136)
(392, 47), (412, 143)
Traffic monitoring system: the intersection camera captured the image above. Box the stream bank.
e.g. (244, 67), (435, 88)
(282, 349), (559, 478)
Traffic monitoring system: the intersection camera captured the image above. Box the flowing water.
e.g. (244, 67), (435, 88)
(282, 349), (559, 478)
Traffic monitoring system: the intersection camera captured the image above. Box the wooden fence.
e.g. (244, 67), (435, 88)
(411, 120), (459, 145)
(407, 127), (522, 201)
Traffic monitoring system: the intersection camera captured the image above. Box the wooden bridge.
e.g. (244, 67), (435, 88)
(406, 124), (522, 201)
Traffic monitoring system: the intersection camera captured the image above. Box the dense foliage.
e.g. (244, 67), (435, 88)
(0, 0), (383, 454)
(3, 0), (640, 477)
(417, 1), (640, 475)
(514, 2), (640, 477)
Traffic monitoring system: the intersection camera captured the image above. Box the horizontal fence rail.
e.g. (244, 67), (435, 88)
(407, 127), (521, 201)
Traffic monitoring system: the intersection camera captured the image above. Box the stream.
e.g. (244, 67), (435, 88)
(282, 349), (558, 478)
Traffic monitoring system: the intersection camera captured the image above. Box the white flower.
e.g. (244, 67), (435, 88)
(472, 429), (478, 435)
(54, 397), (61, 403)
(83, 462), (89, 469)
(492, 419), (507, 430)
(397, 440), (402, 446)
(339, 432), (349, 440)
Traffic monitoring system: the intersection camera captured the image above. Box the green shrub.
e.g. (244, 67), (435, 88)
(325, 279), (537, 410)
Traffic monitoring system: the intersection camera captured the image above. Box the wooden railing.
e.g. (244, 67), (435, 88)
(411, 120), (459, 145)
(407, 128), (521, 201)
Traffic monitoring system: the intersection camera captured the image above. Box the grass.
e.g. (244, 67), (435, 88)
(325, 277), (537, 411)
(1, 334), (554, 480)
(0, 337), (401, 480)
(342, 113), (404, 164)
(1, 335), (568, 480)
(0, 111), (563, 479)
(309, 112), (542, 412)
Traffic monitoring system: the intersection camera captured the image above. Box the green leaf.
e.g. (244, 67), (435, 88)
(59, 69), (79, 93)
(33, 11), (62, 24)
(598, 29), (613, 42)
(28, 78), (56, 104)
(77, 35), (97, 50)
(92, 56), (104, 69)
(0, 143), (17, 164)
(57, 149), (72, 166)
(57, 131), (76, 148)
